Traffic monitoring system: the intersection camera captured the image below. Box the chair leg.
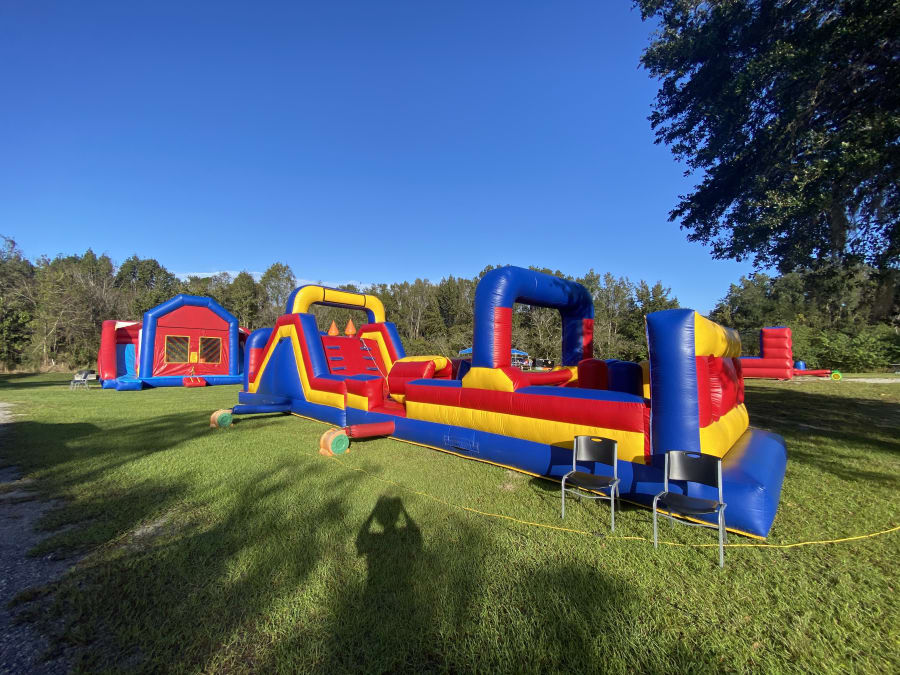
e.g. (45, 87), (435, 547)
(652, 496), (659, 548)
(610, 488), (615, 533)
(561, 478), (566, 519)
(718, 509), (725, 568)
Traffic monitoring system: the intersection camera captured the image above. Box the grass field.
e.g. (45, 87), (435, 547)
(1, 373), (898, 673)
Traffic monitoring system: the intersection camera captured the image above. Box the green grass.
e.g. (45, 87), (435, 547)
(1, 373), (898, 673)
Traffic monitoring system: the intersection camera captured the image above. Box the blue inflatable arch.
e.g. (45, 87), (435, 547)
(472, 267), (594, 368)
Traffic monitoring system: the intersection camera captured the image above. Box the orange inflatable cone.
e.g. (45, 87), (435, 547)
(327, 320), (339, 336)
(344, 319), (357, 336)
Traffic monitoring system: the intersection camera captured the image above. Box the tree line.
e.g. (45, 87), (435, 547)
(1, 236), (897, 372)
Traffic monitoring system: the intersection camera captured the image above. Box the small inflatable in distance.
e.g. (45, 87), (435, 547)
(97, 294), (249, 390)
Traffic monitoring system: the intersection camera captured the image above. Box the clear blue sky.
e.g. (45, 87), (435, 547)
(0, 0), (756, 312)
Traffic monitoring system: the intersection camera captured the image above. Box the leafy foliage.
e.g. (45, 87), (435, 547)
(637, 0), (900, 271)
(710, 264), (899, 368)
(2, 235), (896, 371)
(0, 237), (35, 368)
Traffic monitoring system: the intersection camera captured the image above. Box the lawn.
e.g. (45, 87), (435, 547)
(1, 373), (898, 673)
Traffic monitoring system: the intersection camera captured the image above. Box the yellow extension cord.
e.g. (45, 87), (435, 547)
(324, 454), (899, 550)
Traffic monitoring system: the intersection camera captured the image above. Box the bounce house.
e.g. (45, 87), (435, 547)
(740, 326), (838, 379)
(98, 295), (249, 390)
(231, 268), (787, 538)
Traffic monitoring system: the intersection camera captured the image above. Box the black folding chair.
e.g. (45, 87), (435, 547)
(561, 436), (620, 531)
(652, 450), (727, 568)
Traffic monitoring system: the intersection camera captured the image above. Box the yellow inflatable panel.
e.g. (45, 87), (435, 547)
(699, 404), (750, 457)
(694, 312), (742, 357)
(407, 400), (647, 463)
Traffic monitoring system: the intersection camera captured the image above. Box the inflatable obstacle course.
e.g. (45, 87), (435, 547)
(229, 268), (788, 538)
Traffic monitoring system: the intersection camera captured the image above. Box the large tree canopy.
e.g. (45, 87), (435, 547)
(637, 0), (899, 271)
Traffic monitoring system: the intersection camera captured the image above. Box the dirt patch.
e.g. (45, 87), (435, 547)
(843, 378), (900, 384)
(121, 513), (176, 552)
(499, 470), (524, 492)
(0, 402), (74, 674)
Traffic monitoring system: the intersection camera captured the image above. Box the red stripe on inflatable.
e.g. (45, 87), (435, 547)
(405, 382), (463, 406)
(247, 347), (265, 383)
(581, 318), (594, 360)
(492, 306), (512, 367)
(733, 357), (745, 403)
(405, 384), (645, 432)
(720, 357), (738, 412)
(643, 405), (651, 461)
(695, 356), (712, 427)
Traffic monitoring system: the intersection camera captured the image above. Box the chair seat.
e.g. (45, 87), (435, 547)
(656, 491), (722, 516)
(565, 471), (617, 491)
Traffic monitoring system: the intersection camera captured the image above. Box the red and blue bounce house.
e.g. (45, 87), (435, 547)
(97, 294), (248, 391)
(231, 267), (787, 538)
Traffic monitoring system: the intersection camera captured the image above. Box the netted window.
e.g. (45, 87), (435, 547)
(165, 336), (190, 363)
(199, 336), (222, 364)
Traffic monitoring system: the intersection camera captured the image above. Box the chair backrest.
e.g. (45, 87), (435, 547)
(664, 451), (722, 500)
(573, 436), (617, 471)
(73, 370), (91, 380)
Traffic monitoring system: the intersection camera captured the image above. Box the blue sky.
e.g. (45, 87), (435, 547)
(0, 1), (756, 312)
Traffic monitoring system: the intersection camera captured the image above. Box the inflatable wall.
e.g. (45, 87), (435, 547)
(232, 268), (787, 538)
(740, 326), (794, 379)
(97, 294), (248, 390)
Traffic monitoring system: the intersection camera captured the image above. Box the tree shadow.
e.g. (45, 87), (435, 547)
(29, 459), (357, 672)
(5, 412), (220, 493)
(746, 387), (900, 448)
(0, 374), (74, 389)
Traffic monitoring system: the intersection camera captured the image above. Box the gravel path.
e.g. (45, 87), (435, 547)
(0, 403), (72, 674)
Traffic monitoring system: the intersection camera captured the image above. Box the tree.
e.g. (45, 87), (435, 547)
(27, 250), (119, 367)
(114, 255), (180, 317)
(227, 271), (262, 329)
(580, 270), (637, 359)
(258, 263), (296, 326)
(637, 0), (900, 271)
(0, 237), (35, 369)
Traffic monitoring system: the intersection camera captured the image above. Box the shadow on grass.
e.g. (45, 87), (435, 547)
(746, 387), (899, 446)
(6, 412), (219, 491)
(746, 387), (900, 488)
(20, 459), (712, 672)
(38, 459), (349, 671)
(0, 373), (75, 389)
